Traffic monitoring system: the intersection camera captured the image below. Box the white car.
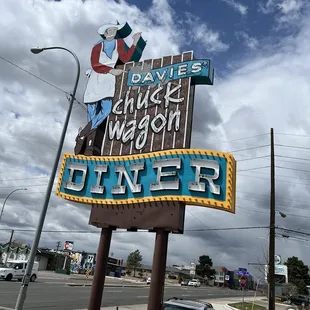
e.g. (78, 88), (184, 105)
(147, 277), (151, 284)
(188, 279), (201, 287)
(0, 260), (39, 282)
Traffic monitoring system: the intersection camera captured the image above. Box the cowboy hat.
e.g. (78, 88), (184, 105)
(97, 21), (127, 36)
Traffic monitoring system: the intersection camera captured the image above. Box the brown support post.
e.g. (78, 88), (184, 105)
(88, 227), (113, 310)
(147, 229), (169, 310)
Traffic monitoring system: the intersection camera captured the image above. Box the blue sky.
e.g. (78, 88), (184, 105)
(51, 0), (307, 74)
(116, 0), (307, 75)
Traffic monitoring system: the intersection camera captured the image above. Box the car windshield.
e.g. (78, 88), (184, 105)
(2, 262), (17, 268)
(164, 305), (190, 310)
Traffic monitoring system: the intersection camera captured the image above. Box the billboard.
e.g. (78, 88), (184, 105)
(63, 241), (74, 251)
(56, 20), (237, 232)
(264, 264), (288, 284)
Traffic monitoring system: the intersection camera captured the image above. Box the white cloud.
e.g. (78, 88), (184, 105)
(185, 13), (229, 53)
(220, 0), (248, 16)
(258, 0), (306, 28)
(235, 31), (259, 50)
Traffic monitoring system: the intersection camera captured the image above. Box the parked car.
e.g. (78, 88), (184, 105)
(288, 295), (310, 307)
(181, 279), (190, 286)
(188, 279), (201, 287)
(164, 297), (214, 310)
(0, 260), (39, 282)
(147, 277), (151, 284)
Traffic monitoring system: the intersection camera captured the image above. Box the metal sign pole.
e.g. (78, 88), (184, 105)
(242, 287), (245, 310)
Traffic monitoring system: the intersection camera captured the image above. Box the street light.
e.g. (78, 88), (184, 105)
(277, 211), (286, 218)
(0, 188), (27, 222)
(15, 46), (80, 310)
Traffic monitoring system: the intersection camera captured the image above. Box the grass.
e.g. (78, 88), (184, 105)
(228, 302), (267, 310)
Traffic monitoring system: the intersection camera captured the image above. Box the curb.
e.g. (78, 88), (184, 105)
(224, 305), (237, 310)
(0, 307), (15, 310)
(256, 299), (291, 307)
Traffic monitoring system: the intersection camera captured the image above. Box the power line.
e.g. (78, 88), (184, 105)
(238, 166), (270, 172)
(276, 154), (310, 162)
(275, 166), (310, 174)
(186, 226), (269, 232)
(229, 144), (270, 153)
(0, 226), (270, 233)
(238, 173), (310, 187)
(0, 54), (86, 110)
(237, 155), (270, 162)
(225, 133), (269, 142)
(277, 227), (310, 237)
(275, 144), (310, 151)
(0, 55), (68, 95)
(237, 206), (310, 219)
(276, 133), (310, 138)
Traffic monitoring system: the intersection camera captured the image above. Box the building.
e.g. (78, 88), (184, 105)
(122, 264), (193, 281)
(0, 243), (68, 271)
(213, 266), (254, 289)
(213, 266), (229, 287)
(0, 243), (123, 276)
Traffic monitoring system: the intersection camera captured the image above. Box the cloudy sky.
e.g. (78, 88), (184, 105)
(1, 0), (310, 280)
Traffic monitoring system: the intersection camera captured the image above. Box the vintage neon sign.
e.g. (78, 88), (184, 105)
(56, 149), (236, 213)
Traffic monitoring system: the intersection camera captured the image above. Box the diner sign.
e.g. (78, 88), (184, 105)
(56, 149), (236, 213)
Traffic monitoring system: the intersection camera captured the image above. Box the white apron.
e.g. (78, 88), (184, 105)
(84, 40), (119, 103)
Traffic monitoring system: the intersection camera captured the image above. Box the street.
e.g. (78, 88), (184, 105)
(0, 279), (258, 310)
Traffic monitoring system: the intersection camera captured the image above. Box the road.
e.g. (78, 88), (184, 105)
(0, 279), (258, 310)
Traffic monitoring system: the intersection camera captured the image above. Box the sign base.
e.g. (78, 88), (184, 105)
(89, 202), (185, 233)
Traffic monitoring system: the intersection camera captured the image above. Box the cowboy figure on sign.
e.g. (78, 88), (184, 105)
(74, 21), (146, 156)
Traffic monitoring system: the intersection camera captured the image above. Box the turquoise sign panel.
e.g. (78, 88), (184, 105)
(56, 150), (236, 213)
(126, 59), (214, 87)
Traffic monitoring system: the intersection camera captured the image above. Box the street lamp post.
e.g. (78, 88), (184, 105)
(15, 47), (80, 310)
(0, 188), (27, 223)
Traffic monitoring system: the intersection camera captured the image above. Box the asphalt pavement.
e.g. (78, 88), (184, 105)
(0, 278), (259, 310)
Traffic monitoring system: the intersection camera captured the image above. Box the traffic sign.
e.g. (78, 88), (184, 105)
(237, 271), (249, 276)
(239, 275), (246, 288)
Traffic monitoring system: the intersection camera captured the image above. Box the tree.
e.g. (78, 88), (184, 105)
(196, 255), (215, 279)
(285, 256), (310, 295)
(126, 249), (142, 277)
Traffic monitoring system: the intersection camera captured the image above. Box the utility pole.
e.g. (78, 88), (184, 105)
(268, 128), (276, 310)
(56, 241), (61, 252)
(4, 230), (14, 264)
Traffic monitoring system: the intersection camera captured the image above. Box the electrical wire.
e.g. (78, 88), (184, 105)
(0, 226), (270, 233)
(237, 155), (270, 162)
(0, 55), (68, 95)
(238, 166), (270, 172)
(276, 154), (310, 162)
(0, 54), (86, 109)
(229, 144), (270, 153)
(276, 133), (310, 138)
(275, 166), (310, 174)
(275, 144), (310, 151)
(277, 227), (310, 237)
(237, 206), (310, 219)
